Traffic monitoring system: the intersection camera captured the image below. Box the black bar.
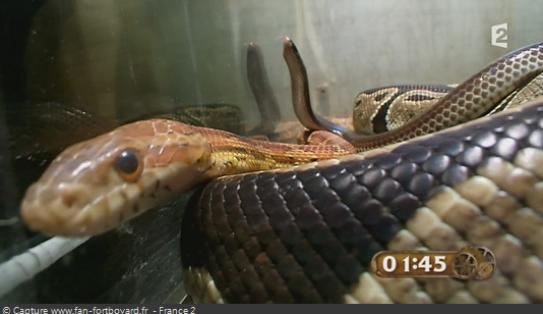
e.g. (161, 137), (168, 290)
(0, 304), (541, 314)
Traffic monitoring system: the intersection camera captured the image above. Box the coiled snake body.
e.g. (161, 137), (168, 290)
(20, 39), (543, 303)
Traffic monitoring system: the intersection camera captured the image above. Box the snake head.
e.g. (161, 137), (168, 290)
(21, 119), (212, 236)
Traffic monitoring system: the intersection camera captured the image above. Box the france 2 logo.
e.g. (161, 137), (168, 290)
(491, 23), (508, 48)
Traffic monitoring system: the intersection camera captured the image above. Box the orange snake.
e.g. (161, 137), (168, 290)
(20, 119), (355, 236)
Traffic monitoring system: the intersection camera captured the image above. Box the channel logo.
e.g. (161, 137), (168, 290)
(491, 23), (508, 48)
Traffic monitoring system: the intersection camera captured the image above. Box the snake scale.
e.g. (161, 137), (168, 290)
(19, 38), (543, 303)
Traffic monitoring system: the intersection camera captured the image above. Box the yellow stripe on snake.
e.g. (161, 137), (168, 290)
(20, 38), (543, 303)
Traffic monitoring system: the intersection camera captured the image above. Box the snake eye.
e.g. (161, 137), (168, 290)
(114, 149), (143, 182)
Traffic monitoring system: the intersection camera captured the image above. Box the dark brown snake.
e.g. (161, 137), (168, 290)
(181, 39), (543, 303)
(19, 38), (543, 303)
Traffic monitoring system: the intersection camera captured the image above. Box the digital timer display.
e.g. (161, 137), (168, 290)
(371, 246), (496, 280)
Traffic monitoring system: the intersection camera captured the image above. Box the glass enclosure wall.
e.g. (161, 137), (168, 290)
(17, 0), (543, 121)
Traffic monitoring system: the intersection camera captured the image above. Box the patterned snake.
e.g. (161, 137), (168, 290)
(19, 38), (543, 303)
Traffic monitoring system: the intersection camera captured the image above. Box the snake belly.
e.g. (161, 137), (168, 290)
(181, 99), (543, 303)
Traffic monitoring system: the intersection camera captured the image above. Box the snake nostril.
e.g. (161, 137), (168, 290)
(60, 188), (81, 208)
(61, 191), (77, 208)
